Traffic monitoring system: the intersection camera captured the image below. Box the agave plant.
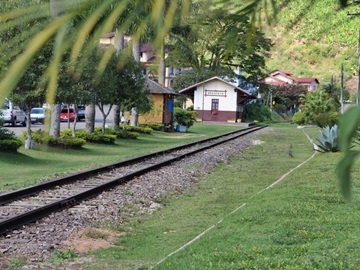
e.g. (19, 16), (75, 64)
(315, 125), (340, 152)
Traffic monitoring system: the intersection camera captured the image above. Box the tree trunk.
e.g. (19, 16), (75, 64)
(50, 104), (61, 137)
(131, 107), (138, 126)
(72, 104), (78, 137)
(131, 40), (140, 126)
(113, 31), (124, 130)
(85, 104), (95, 133)
(25, 103), (33, 149)
(113, 105), (120, 130)
(158, 42), (166, 87)
(66, 106), (71, 129)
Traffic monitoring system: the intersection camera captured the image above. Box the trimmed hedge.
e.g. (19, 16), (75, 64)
(0, 139), (23, 152)
(124, 125), (152, 134)
(22, 129), (47, 144)
(47, 136), (86, 149)
(139, 122), (164, 131)
(61, 129), (116, 144)
(0, 128), (23, 152)
(94, 126), (140, 139)
(22, 129), (86, 149)
(113, 129), (139, 139)
(86, 134), (116, 144)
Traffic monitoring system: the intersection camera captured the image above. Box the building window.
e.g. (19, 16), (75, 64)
(211, 99), (219, 114)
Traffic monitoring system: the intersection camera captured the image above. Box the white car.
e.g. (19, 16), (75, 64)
(0, 98), (27, 126)
(30, 107), (46, 124)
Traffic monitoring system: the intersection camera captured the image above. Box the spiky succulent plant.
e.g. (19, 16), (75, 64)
(315, 125), (340, 152)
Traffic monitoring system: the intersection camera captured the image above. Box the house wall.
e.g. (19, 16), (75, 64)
(193, 81), (238, 122)
(138, 94), (174, 124)
(140, 51), (153, 63)
(266, 75), (293, 84)
(308, 81), (318, 91)
(195, 110), (238, 122)
(99, 36), (114, 45)
(139, 94), (164, 123)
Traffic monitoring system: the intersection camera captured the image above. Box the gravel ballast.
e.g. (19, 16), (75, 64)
(0, 127), (273, 269)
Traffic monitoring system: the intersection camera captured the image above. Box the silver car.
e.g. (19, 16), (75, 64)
(30, 107), (46, 124)
(0, 99), (27, 126)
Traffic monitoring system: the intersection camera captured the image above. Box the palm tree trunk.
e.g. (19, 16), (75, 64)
(50, 104), (61, 137)
(113, 31), (124, 130)
(158, 41), (166, 87)
(49, 0), (63, 138)
(113, 105), (120, 130)
(85, 104), (96, 133)
(131, 40), (140, 126)
(25, 102), (33, 149)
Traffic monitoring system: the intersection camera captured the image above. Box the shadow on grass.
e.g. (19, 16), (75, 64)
(0, 151), (38, 165)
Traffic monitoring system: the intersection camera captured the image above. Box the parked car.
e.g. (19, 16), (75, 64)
(60, 108), (75, 122)
(0, 98), (26, 126)
(30, 107), (46, 124)
(77, 105), (85, 121)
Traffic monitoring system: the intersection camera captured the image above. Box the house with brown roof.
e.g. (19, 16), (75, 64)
(262, 69), (319, 91)
(179, 77), (256, 122)
(138, 79), (178, 125)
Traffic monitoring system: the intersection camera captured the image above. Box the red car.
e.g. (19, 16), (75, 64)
(60, 108), (75, 122)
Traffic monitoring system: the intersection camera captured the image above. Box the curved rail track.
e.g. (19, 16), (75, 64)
(0, 125), (265, 235)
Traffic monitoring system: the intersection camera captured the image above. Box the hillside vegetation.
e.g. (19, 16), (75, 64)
(265, 0), (360, 95)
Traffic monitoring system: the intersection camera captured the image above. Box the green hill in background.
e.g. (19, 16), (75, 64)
(264, 0), (360, 97)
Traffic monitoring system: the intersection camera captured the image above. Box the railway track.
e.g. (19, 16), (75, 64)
(0, 125), (265, 235)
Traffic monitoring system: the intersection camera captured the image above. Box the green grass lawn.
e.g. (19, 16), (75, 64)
(3, 123), (359, 269)
(78, 123), (360, 270)
(0, 123), (241, 190)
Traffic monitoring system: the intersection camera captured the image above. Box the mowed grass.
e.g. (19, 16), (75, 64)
(0, 123), (241, 190)
(83, 124), (360, 270)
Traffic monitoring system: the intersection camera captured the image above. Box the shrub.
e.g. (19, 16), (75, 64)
(0, 139), (23, 152)
(22, 129), (49, 144)
(61, 128), (116, 144)
(113, 129), (139, 139)
(0, 128), (23, 152)
(86, 134), (116, 144)
(60, 129), (73, 137)
(314, 112), (339, 128)
(292, 111), (306, 125)
(174, 107), (197, 129)
(92, 126), (139, 139)
(273, 104), (286, 114)
(73, 129), (92, 140)
(47, 136), (86, 149)
(139, 122), (164, 131)
(124, 125), (152, 134)
(242, 102), (272, 122)
(0, 128), (18, 140)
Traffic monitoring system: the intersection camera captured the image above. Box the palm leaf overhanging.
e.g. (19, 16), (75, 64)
(1, 0), (355, 199)
(0, 0), (278, 105)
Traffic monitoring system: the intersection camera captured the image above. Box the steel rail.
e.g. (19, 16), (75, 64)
(0, 125), (265, 235)
(0, 125), (262, 205)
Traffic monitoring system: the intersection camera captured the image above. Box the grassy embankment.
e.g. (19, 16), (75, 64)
(266, 0), (358, 92)
(0, 123), (241, 190)
(79, 123), (359, 270)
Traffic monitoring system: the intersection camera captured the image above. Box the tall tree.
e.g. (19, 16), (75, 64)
(167, 6), (271, 87)
(76, 48), (148, 133)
